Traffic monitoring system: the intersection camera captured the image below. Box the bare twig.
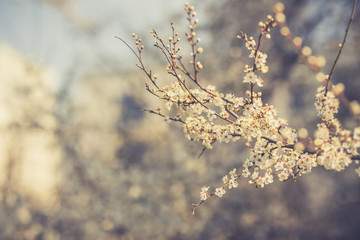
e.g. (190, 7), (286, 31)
(115, 36), (141, 62)
(325, 0), (357, 95)
(142, 109), (185, 124)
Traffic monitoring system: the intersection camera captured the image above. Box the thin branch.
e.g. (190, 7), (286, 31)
(142, 109), (185, 124)
(325, 0), (357, 95)
(115, 36), (141, 62)
(197, 147), (207, 159)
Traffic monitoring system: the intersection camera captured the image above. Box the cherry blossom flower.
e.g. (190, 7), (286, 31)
(215, 187), (226, 197)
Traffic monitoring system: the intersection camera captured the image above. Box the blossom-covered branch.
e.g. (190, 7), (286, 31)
(120, 1), (360, 215)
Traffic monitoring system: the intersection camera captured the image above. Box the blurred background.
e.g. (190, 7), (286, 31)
(0, 0), (360, 239)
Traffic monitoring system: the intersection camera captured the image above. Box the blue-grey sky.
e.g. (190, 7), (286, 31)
(0, 0), (189, 85)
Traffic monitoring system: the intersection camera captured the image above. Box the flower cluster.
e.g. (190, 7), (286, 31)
(123, 2), (360, 215)
(238, 16), (275, 88)
(313, 87), (359, 172)
(315, 85), (340, 123)
(200, 186), (209, 201)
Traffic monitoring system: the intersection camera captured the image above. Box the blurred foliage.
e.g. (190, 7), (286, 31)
(0, 0), (360, 239)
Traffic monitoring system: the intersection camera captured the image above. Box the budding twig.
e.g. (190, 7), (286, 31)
(115, 36), (141, 62)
